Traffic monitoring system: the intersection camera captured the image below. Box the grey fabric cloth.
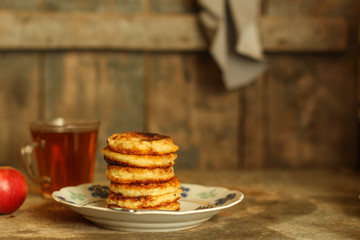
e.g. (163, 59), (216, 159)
(199, 0), (266, 90)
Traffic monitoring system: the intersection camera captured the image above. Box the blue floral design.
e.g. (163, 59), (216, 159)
(181, 186), (190, 198)
(88, 185), (109, 198)
(215, 193), (236, 206)
(57, 196), (75, 205)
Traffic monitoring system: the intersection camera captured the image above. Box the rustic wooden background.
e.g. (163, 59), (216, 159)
(0, 0), (358, 172)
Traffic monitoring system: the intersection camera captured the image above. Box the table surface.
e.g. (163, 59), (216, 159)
(1, 168), (360, 240)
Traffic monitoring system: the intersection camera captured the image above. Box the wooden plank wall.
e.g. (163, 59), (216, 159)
(241, 0), (359, 168)
(0, 12), (347, 51)
(0, 0), (358, 172)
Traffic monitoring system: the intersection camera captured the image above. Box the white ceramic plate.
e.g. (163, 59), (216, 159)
(52, 183), (244, 232)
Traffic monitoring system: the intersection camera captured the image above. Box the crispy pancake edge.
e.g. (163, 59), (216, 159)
(107, 132), (179, 155)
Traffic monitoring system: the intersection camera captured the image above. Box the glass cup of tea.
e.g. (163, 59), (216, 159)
(21, 118), (100, 198)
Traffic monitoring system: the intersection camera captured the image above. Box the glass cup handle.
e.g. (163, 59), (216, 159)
(21, 141), (51, 184)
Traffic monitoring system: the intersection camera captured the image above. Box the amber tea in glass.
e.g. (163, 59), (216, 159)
(21, 118), (99, 198)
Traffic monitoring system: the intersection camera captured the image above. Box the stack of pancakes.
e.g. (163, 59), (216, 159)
(103, 132), (182, 211)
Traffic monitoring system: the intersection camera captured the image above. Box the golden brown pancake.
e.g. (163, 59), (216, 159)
(107, 201), (180, 211)
(106, 188), (182, 210)
(102, 147), (176, 168)
(104, 131), (182, 211)
(109, 177), (181, 197)
(106, 165), (175, 184)
(107, 132), (179, 155)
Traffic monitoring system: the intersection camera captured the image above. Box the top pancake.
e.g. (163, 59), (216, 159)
(107, 132), (179, 155)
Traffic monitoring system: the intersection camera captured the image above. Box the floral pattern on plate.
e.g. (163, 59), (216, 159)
(52, 183), (244, 232)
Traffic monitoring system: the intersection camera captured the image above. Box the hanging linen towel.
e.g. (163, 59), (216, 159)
(198, 0), (266, 90)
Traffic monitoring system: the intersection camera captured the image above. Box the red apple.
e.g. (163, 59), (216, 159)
(0, 166), (28, 214)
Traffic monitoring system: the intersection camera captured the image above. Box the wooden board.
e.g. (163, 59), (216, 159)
(265, 55), (357, 168)
(43, 51), (145, 167)
(237, 0), (359, 169)
(239, 76), (268, 168)
(146, 53), (239, 169)
(0, 11), (207, 51)
(263, 0), (359, 169)
(0, 0), (44, 10)
(145, 53), (197, 168)
(266, 0), (357, 16)
(0, 0), (358, 171)
(0, 11), (348, 52)
(45, 0), (143, 13)
(260, 17), (348, 52)
(185, 53), (239, 169)
(0, 52), (41, 170)
(149, 0), (198, 13)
